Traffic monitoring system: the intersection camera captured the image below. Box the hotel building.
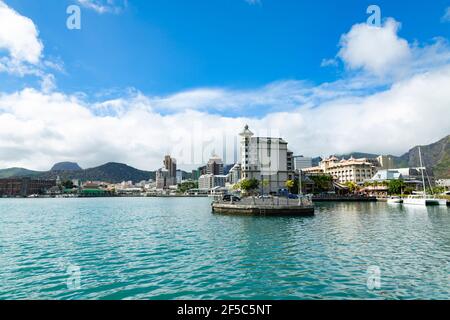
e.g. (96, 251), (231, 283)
(303, 156), (377, 184)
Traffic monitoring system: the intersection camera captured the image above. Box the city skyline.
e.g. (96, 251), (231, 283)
(1, 0), (450, 171)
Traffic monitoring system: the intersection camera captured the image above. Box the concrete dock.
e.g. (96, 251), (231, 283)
(212, 197), (315, 216)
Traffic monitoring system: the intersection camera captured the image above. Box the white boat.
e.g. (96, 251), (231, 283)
(387, 197), (403, 204)
(403, 147), (441, 207)
(437, 199), (448, 206)
(403, 195), (440, 206)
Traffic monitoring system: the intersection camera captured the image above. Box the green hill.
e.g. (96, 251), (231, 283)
(37, 162), (155, 183)
(0, 168), (42, 179)
(398, 135), (450, 179)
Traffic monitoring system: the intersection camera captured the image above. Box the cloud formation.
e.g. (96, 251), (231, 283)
(0, 1), (43, 66)
(0, 1), (59, 92)
(1, 62), (450, 171)
(338, 18), (411, 77)
(442, 7), (450, 22)
(77, 0), (128, 14)
(0, 5), (449, 172)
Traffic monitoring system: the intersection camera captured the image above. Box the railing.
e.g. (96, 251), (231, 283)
(214, 196), (313, 207)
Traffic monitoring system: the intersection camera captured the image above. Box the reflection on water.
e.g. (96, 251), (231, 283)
(0, 198), (449, 300)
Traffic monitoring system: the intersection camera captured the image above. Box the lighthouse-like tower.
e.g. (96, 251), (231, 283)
(239, 125), (254, 179)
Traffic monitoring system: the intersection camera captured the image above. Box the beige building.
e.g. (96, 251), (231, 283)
(304, 156), (377, 184)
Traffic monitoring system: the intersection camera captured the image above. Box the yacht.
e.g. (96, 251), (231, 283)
(403, 195), (440, 206)
(403, 147), (440, 207)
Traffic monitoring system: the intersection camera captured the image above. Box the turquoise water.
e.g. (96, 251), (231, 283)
(0, 198), (449, 300)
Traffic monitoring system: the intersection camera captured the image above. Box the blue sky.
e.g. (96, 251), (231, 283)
(4, 0), (449, 96)
(1, 0), (450, 170)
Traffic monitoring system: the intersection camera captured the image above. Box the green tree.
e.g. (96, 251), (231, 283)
(309, 175), (333, 193)
(178, 181), (198, 193)
(239, 178), (260, 194)
(344, 181), (358, 193)
(388, 179), (406, 195)
(285, 179), (295, 193)
(62, 180), (74, 189)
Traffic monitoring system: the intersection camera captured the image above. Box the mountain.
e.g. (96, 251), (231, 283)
(337, 152), (380, 159)
(37, 162), (155, 183)
(0, 168), (42, 179)
(397, 135), (450, 178)
(51, 162), (82, 171)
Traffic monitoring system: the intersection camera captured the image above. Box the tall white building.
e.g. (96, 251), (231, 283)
(239, 125), (294, 193)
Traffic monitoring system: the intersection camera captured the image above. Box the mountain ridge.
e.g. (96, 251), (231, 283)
(1, 135), (449, 180)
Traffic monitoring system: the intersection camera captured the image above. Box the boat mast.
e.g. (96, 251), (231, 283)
(298, 170), (303, 205)
(418, 147), (427, 198)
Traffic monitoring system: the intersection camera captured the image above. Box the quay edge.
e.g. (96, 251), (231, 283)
(211, 202), (315, 217)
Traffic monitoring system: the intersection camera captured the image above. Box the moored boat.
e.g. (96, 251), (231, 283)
(387, 196), (403, 204)
(403, 147), (441, 207)
(403, 196), (440, 206)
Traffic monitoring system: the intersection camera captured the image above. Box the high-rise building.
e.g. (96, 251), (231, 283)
(239, 125), (295, 192)
(206, 155), (224, 175)
(164, 155), (177, 178)
(156, 155), (177, 189)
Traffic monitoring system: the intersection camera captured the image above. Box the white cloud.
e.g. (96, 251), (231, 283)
(0, 1), (43, 65)
(1, 63), (450, 171)
(442, 7), (450, 22)
(338, 18), (411, 77)
(321, 58), (338, 68)
(0, 0), (60, 90)
(77, 0), (128, 14)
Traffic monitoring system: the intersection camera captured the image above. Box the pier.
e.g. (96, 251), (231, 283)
(212, 197), (315, 216)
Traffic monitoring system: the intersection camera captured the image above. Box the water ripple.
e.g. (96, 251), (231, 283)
(0, 198), (449, 300)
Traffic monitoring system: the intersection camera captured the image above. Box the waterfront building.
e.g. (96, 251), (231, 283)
(293, 155), (313, 171)
(371, 169), (403, 182)
(0, 178), (56, 197)
(227, 163), (241, 186)
(206, 155), (224, 176)
(370, 168), (425, 190)
(198, 174), (227, 190)
(303, 156), (376, 184)
(239, 125), (295, 193)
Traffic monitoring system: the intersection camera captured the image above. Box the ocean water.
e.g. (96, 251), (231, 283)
(0, 197), (449, 300)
